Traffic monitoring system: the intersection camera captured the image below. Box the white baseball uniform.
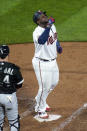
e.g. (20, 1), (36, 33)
(32, 24), (59, 113)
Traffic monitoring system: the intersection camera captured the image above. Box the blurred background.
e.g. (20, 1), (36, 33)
(0, 0), (87, 44)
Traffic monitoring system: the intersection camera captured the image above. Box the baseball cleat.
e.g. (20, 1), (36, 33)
(46, 107), (51, 112)
(38, 112), (49, 119)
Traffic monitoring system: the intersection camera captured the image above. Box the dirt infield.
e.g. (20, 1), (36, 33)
(4, 42), (87, 131)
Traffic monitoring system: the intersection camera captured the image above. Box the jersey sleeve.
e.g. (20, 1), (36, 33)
(38, 27), (50, 44)
(33, 27), (45, 44)
(13, 65), (24, 86)
(33, 27), (50, 45)
(33, 30), (39, 44)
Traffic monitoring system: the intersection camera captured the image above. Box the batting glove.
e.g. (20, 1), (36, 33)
(47, 17), (55, 28)
(49, 17), (55, 24)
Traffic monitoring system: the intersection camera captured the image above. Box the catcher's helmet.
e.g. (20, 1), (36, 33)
(33, 10), (47, 24)
(0, 45), (10, 59)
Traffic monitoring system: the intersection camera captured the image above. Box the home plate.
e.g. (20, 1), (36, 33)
(34, 114), (62, 122)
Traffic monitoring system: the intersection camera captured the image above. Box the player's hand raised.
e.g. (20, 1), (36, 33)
(49, 17), (55, 24)
(47, 17), (55, 28)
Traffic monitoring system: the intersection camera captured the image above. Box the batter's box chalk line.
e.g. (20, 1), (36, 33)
(52, 103), (87, 131)
(34, 114), (62, 122)
(4, 103), (87, 130)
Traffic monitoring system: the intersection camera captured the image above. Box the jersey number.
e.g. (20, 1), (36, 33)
(3, 75), (10, 83)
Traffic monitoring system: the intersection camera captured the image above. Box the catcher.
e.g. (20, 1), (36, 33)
(0, 45), (24, 131)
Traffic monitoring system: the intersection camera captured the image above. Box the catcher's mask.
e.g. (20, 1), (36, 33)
(0, 45), (10, 59)
(33, 10), (47, 24)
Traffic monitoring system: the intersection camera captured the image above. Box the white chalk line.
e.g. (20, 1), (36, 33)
(52, 103), (87, 131)
(4, 103), (87, 131)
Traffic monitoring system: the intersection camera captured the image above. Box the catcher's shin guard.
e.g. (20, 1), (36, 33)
(0, 118), (4, 131)
(0, 126), (3, 131)
(0, 123), (3, 131)
(9, 115), (20, 131)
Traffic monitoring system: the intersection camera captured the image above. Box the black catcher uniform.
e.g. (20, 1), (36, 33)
(0, 45), (24, 131)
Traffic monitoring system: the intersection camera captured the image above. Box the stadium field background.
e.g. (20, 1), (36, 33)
(0, 0), (87, 44)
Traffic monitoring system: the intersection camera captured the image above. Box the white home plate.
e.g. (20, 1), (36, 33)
(34, 114), (62, 122)
(84, 103), (87, 108)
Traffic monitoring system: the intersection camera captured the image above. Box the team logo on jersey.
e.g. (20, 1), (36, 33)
(47, 33), (57, 45)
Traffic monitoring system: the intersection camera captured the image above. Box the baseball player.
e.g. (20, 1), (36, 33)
(0, 45), (24, 131)
(32, 10), (62, 119)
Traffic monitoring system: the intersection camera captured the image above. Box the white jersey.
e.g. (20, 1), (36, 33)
(33, 24), (57, 60)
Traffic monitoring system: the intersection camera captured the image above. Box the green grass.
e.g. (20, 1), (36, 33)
(57, 6), (87, 41)
(0, 0), (87, 44)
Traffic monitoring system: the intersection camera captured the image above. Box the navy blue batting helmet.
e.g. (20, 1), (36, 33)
(0, 45), (10, 59)
(33, 10), (47, 24)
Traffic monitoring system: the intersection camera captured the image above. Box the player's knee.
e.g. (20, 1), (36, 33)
(9, 115), (20, 131)
(50, 78), (59, 91)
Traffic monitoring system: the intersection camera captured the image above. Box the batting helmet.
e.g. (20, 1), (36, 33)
(0, 45), (10, 59)
(33, 10), (47, 24)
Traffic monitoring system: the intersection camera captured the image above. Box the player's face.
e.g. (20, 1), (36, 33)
(37, 14), (48, 26)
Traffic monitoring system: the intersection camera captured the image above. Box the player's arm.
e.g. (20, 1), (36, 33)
(38, 27), (50, 44)
(16, 78), (24, 89)
(38, 17), (55, 45)
(16, 74), (24, 89)
(56, 40), (62, 54)
(52, 24), (62, 54)
(14, 66), (24, 89)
